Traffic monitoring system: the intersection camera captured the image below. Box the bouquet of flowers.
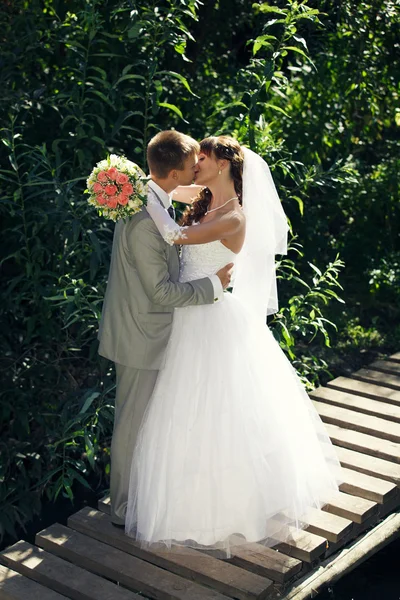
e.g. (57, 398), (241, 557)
(86, 154), (148, 221)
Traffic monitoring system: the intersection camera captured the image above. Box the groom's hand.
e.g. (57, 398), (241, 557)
(216, 263), (234, 289)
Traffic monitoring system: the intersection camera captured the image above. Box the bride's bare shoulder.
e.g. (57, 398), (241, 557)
(214, 208), (245, 237)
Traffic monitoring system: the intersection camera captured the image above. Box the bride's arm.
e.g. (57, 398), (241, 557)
(146, 200), (242, 246)
(171, 185), (204, 205)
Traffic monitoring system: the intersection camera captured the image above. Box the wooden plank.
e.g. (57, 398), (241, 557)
(309, 386), (400, 424)
(378, 489), (400, 519)
(324, 422), (400, 464)
(339, 467), (398, 504)
(98, 489), (367, 564)
(369, 359), (400, 376)
(98, 495), (110, 515)
(335, 445), (400, 487)
(68, 507), (274, 596)
(387, 352), (400, 363)
(327, 376), (400, 406)
(322, 491), (377, 524)
(283, 511), (400, 600)
(227, 543), (302, 584)
(37, 522), (271, 600)
(0, 540), (139, 600)
(274, 528), (327, 564)
(94, 503), (301, 584)
(312, 399), (400, 443)
(302, 508), (353, 544)
(351, 368), (400, 391)
(0, 563), (67, 600)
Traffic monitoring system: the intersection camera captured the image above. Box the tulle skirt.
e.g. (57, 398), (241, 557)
(125, 293), (342, 557)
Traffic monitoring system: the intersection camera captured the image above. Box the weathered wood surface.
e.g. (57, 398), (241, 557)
(339, 467), (398, 504)
(351, 368), (400, 391)
(322, 422), (400, 464)
(302, 508), (353, 544)
(369, 359), (400, 376)
(327, 376), (400, 406)
(334, 445), (400, 487)
(274, 528), (327, 564)
(68, 507), (276, 593)
(227, 543), (302, 584)
(95, 498), (303, 583)
(309, 386), (400, 423)
(0, 563), (67, 600)
(37, 522), (271, 600)
(282, 510), (400, 600)
(0, 540), (140, 600)
(322, 491), (377, 524)
(2, 351), (400, 600)
(312, 398), (400, 442)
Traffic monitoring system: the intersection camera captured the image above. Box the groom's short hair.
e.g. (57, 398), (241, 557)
(147, 131), (200, 178)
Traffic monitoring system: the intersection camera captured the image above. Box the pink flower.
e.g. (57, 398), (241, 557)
(96, 193), (108, 205)
(116, 172), (129, 185)
(107, 196), (118, 209)
(122, 183), (133, 195)
(118, 194), (129, 206)
(105, 184), (118, 196)
(107, 167), (118, 180)
(97, 171), (109, 182)
(93, 182), (103, 193)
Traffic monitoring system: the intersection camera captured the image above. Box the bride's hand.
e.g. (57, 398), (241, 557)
(171, 185), (204, 205)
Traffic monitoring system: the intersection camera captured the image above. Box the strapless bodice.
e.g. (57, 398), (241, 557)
(179, 240), (237, 283)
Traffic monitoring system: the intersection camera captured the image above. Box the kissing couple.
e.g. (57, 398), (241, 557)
(98, 130), (342, 557)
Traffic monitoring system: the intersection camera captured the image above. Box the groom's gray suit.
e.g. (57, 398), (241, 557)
(98, 181), (221, 524)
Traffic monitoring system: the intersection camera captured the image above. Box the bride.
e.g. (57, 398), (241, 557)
(125, 135), (342, 557)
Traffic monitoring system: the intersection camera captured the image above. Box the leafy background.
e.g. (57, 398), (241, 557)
(0, 0), (399, 545)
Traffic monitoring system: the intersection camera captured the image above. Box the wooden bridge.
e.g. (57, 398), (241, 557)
(1, 354), (400, 600)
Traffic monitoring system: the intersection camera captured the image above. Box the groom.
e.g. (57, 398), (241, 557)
(98, 130), (233, 525)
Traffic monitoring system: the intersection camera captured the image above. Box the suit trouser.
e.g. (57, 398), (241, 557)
(110, 363), (159, 525)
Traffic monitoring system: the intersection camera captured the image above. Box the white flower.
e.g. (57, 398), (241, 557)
(109, 154), (120, 166)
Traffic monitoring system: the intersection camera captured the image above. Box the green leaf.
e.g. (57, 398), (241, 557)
(254, 4), (287, 16)
(283, 46), (315, 68)
(158, 102), (187, 122)
(263, 103), (290, 118)
(128, 23), (142, 39)
(291, 195), (304, 216)
(156, 70), (199, 97)
(252, 33), (277, 55)
(88, 90), (115, 109)
(113, 74), (146, 87)
(309, 263), (322, 277)
(79, 391), (100, 415)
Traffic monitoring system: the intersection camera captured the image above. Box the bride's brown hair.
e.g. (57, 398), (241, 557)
(180, 136), (244, 226)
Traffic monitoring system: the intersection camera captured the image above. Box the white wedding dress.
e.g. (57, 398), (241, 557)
(125, 234), (343, 557)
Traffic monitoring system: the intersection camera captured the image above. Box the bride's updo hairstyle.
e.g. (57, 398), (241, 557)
(181, 135), (244, 226)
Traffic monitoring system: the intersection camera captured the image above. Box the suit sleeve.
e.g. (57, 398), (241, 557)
(127, 218), (216, 308)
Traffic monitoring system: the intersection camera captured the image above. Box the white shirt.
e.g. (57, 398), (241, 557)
(147, 179), (223, 303)
(148, 179), (171, 209)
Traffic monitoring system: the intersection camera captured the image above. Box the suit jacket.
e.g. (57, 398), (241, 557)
(98, 194), (214, 369)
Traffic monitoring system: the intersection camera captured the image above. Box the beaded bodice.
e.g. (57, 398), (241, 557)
(179, 239), (237, 283)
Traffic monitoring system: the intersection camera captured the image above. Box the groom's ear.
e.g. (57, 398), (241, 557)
(170, 169), (179, 181)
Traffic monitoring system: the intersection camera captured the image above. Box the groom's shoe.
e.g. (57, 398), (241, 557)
(111, 520), (125, 529)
